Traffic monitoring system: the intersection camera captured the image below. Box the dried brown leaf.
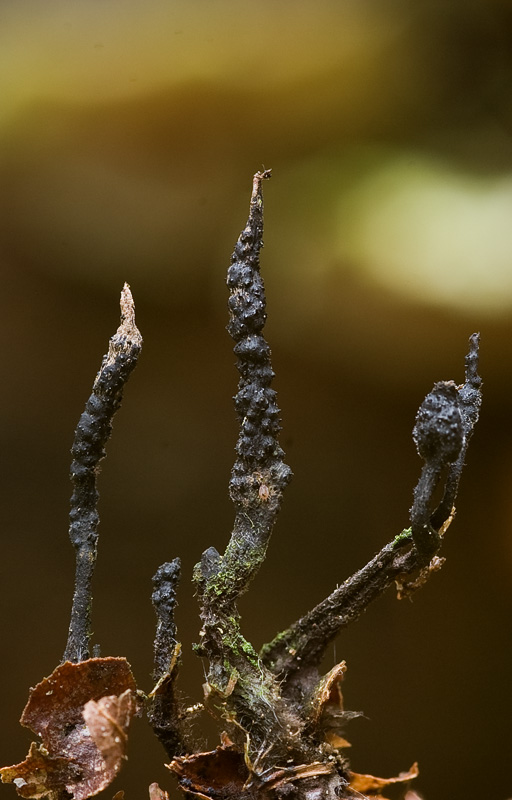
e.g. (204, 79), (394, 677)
(148, 784), (169, 800)
(306, 661), (360, 749)
(0, 742), (77, 800)
(324, 732), (351, 749)
(349, 762), (419, 794)
(148, 643), (181, 699)
(308, 661), (347, 728)
(1, 658), (137, 800)
(396, 556), (446, 600)
(82, 690), (136, 773)
(168, 743), (248, 799)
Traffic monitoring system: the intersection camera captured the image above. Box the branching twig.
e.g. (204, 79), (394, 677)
(260, 533), (417, 691)
(261, 335), (482, 697)
(63, 285), (142, 663)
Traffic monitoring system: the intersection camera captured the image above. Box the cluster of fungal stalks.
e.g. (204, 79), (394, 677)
(1, 172), (481, 800)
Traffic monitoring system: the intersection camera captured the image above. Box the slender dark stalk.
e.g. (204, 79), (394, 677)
(260, 534), (415, 686)
(149, 559), (186, 759)
(195, 169), (292, 605)
(63, 285), (142, 663)
(152, 559), (181, 682)
(192, 170), (295, 757)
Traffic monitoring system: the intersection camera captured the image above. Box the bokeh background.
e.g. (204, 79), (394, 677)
(1, 2), (512, 798)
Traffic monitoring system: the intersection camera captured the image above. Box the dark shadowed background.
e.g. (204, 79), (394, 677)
(1, 2), (512, 798)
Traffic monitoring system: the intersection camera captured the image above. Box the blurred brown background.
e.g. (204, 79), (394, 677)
(1, 1), (512, 798)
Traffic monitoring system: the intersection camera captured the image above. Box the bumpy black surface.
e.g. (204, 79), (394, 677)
(152, 558), (181, 681)
(226, 174), (292, 508)
(69, 348), (141, 550)
(64, 295), (142, 663)
(412, 380), (464, 466)
(410, 334), (482, 556)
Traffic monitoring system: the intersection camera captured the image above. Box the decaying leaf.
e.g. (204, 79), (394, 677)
(324, 733), (351, 749)
(148, 783), (169, 800)
(148, 643), (181, 700)
(308, 661), (347, 728)
(349, 762), (419, 795)
(0, 658), (137, 800)
(306, 661), (361, 749)
(169, 742), (342, 800)
(0, 742), (78, 800)
(396, 556), (446, 600)
(82, 690), (137, 773)
(168, 742), (248, 800)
